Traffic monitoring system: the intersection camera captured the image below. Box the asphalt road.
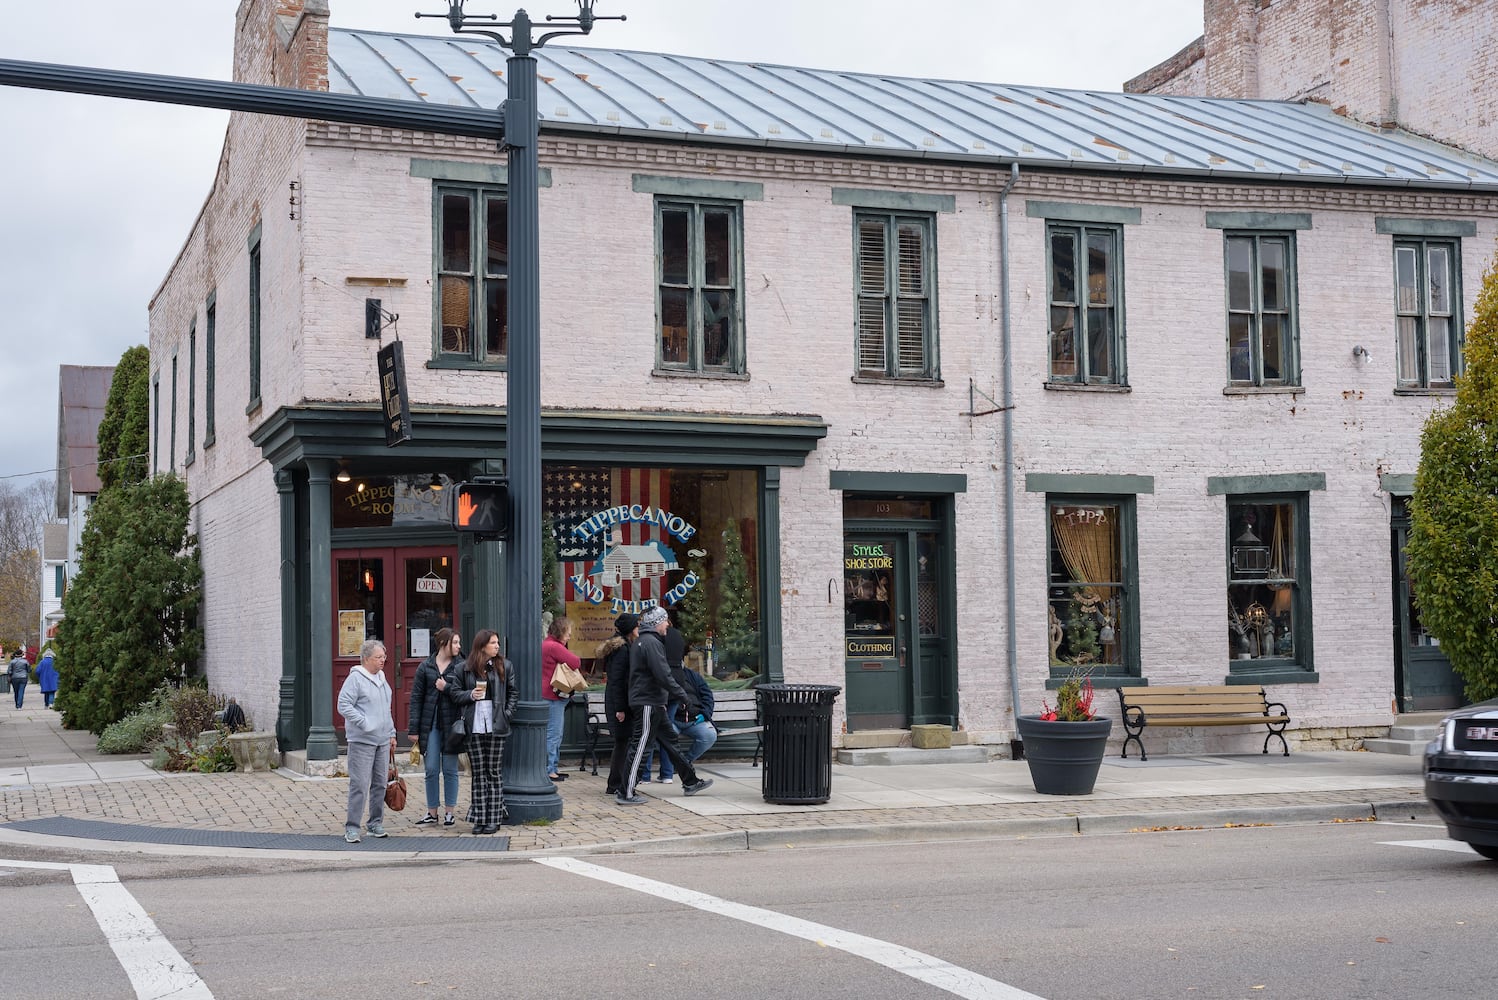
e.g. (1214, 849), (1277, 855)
(3, 819), (1494, 999)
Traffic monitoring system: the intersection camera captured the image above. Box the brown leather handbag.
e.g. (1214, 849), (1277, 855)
(385, 763), (408, 811)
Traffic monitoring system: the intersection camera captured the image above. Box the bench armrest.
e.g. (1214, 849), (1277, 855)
(1264, 700), (1289, 717)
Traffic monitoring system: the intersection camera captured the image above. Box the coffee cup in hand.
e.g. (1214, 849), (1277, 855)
(474, 681), (488, 699)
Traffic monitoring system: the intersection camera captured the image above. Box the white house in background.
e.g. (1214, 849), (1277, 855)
(147, 0), (1498, 757)
(55, 364), (113, 587)
(39, 521), (67, 645)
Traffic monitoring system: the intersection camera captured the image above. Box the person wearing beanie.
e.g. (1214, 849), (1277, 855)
(617, 606), (713, 804)
(596, 613), (639, 795)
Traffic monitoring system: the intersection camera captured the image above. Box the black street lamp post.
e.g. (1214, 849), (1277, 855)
(416, 2), (623, 822)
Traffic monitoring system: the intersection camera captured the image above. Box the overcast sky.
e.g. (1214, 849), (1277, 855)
(0, 0), (1203, 495)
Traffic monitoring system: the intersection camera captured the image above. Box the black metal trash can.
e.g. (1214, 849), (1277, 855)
(756, 683), (841, 804)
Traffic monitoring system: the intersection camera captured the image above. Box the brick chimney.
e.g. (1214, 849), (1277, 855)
(234, 0), (330, 91)
(1203, 0), (1260, 99)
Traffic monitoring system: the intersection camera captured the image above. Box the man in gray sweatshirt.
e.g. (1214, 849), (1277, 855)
(336, 639), (397, 843)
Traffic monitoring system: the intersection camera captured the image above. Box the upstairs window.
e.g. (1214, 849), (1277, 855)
(1395, 239), (1461, 389)
(247, 230), (262, 408)
(855, 212), (936, 380)
(1226, 233), (1299, 387)
(435, 184), (507, 366)
(1047, 223), (1124, 385)
(656, 198), (744, 374)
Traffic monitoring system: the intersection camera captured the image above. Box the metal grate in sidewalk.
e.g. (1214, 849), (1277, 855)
(2, 817), (509, 851)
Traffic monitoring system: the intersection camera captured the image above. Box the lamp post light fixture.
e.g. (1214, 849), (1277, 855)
(415, 1), (623, 823)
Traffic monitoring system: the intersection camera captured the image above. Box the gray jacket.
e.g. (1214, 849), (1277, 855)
(337, 666), (396, 745)
(8, 657), (28, 682)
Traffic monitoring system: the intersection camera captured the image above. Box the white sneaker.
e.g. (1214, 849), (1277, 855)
(658, 776), (674, 784)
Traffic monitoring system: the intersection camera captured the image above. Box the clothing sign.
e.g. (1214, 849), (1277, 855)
(377, 341), (412, 447)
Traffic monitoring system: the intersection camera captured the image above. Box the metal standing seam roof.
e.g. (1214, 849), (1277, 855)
(327, 27), (1498, 192)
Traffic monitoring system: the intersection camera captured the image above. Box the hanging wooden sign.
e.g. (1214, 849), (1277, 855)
(377, 341), (411, 446)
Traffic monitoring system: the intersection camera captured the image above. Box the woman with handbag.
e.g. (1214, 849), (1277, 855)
(408, 627), (463, 827)
(448, 630), (517, 834)
(541, 616), (583, 783)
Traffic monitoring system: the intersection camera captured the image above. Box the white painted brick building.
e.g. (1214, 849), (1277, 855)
(149, 0), (1498, 758)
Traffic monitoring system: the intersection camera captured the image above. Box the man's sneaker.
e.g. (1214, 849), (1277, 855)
(658, 776), (674, 784)
(683, 778), (714, 796)
(615, 793), (648, 806)
(366, 824), (389, 839)
(343, 829), (361, 844)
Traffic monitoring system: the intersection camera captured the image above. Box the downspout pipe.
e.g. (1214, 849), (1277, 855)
(998, 162), (1022, 723)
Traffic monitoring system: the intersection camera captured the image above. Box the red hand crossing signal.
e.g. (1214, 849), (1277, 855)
(451, 481), (510, 539)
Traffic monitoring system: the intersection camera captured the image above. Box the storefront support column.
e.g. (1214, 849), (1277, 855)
(305, 458), (338, 760)
(760, 466), (784, 683)
(275, 469), (304, 750)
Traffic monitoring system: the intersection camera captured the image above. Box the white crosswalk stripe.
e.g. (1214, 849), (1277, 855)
(1, 859), (213, 999)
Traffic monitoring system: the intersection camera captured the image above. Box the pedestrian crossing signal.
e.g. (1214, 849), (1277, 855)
(451, 481), (510, 539)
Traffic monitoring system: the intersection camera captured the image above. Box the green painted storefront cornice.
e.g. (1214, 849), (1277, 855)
(252, 404), (828, 471)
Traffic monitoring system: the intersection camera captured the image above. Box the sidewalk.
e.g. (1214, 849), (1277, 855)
(0, 700), (1431, 860)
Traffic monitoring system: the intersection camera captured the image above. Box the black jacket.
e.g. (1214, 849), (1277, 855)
(447, 657), (518, 737)
(408, 654), (461, 740)
(628, 630), (689, 708)
(668, 666), (711, 722)
(598, 635), (633, 720)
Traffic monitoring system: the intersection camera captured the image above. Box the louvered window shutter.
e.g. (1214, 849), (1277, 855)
(856, 219), (888, 373)
(895, 222), (927, 374)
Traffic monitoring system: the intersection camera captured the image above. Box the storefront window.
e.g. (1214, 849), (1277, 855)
(543, 465), (760, 679)
(332, 474), (451, 530)
(1227, 498), (1299, 662)
(1047, 500), (1127, 671)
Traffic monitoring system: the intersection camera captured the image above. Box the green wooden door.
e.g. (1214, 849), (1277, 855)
(1391, 501), (1461, 711)
(843, 534), (910, 730)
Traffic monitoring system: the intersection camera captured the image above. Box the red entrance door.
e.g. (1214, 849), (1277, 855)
(331, 546), (458, 741)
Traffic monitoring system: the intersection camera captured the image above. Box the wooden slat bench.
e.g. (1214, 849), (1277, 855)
(1116, 684), (1290, 761)
(576, 688), (765, 775)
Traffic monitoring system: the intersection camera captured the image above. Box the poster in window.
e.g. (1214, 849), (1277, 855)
(338, 610), (365, 657)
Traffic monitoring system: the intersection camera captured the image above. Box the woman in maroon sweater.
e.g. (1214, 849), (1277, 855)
(542, 617), (582, 782)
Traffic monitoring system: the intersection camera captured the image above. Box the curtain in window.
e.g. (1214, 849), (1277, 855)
(1051, 506), (1119, 593)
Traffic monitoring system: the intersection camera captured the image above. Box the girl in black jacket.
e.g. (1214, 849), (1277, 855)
(407, 627), (463, 826)
(447, 630), (518, 834)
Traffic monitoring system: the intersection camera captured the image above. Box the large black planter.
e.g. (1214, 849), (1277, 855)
(1015, 715), (1113, 795)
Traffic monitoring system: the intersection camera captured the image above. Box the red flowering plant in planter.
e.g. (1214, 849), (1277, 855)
(1038, 675), (1097, 722)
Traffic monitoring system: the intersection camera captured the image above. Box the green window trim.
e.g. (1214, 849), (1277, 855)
(151, 374), (161, 476)
(203, 292), (216, 448)
(1206, 211), (1312, 231)
(1393, 236), (1463, 389)
(1208, 473), (1325, 495)
(1379, 473), (1416, 496)
(247, 224), (262, 411)
(432, 181), (509, 368)
(1045, 220), (1126, 386)
(1224, 231), (1300, 388)
(410, 158), (552, 187)
(853, 209), (938, 381)
(1026, 200), (1141, 226)
(834, 188), (956, 214)
(1375, 217), (1476, 238)
(654, 196), (747, 375)
(185, 323), (197, 467)
(633, 174), (764, 201)
(1025, 473), (1154, 495)
(1045, 493), (1141, 681)
(169, 352), (178, 473)
(830, 471), (967, 493)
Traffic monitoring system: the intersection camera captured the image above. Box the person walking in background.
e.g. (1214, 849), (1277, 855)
(617, 606), (713, 805)
(35, 650), (58, 709)
(8, 650), (31, 709)
(596, 613), (638, 796)
(408, 627), (463, 827)
(541, 616), (581, 783)
(336, 639), (397, 844)
(449, 630), (517, 834)
(3, 644), (11, 699)
(639, 614), (706, 784)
